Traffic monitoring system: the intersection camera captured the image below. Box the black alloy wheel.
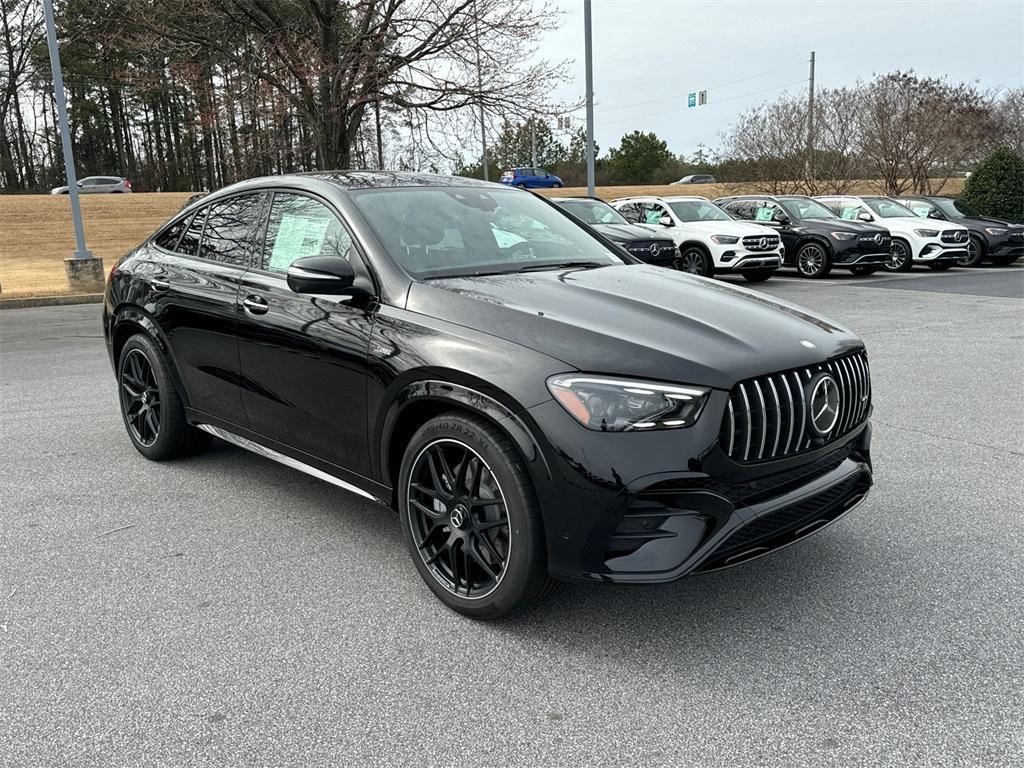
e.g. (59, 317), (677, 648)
(675, 246), (712, 276)
(884, 239), (913, 272)
(120, 348), (161, 447)
(117, 333), (211, 460)
(958, 235), (985, 267)
(399, 413), (555, 618)
(796, 243), (832, 278)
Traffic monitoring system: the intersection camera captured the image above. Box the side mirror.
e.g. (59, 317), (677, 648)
(775, 216), (792, 226)
(659, 215), (674, 227)
(286, 255), (358, 295)
(858, 212), (874, 222)
(928, 210), (945, 220)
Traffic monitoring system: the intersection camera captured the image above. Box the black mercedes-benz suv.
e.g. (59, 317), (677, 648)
(104, 172), (874, 619)
(716, 195), (892, 278)
(896, 196), (1024, 268)
(551, 196), (677, 265)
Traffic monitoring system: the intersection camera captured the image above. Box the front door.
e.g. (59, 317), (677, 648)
(235, 191), (376, 476)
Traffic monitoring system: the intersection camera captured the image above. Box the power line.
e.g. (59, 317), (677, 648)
(595, 60), (806, 115)
(601, 78), (809, 126)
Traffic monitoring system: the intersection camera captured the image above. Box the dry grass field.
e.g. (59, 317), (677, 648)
(0, 179), (965, 299)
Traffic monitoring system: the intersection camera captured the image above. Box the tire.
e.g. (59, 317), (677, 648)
(398, 412), (556, 619)
(884, 238), (913, 272)
(927, 262), (953, 271)
(516, 183), (527, 189)
(742, 269), (774, 283)
(990, 254), (1019, 266)
(958, 235), (986, 267)
(117, 333), (211, 460)
(795, 242), (833, 278)
(551, 182), (563, 188)
(849, 265), (879, 276)
(674, 246), (713, 277)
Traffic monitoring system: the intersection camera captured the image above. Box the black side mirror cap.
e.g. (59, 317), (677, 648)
(286, 255), (362, 295)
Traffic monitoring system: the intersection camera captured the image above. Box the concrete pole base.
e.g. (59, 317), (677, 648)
(64, 256), (105, 292)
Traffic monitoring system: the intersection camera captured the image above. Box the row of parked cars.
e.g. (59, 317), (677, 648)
(550, 192), (1023, 282)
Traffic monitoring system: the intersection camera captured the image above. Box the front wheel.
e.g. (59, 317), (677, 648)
(674, 246), (713, 277)
(117, 333), (211, 460)
(927, 262), (953, 271)
(742, 269), (774, 283)
(795, 243), (832, 278)
(958, 235), (986, 267)
(398, 413), (556, 619)
(884, 239), (913, 272)
(551, 181), (562, 188)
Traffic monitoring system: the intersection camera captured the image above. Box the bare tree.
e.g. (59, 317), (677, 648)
(0, 0), (43, 188)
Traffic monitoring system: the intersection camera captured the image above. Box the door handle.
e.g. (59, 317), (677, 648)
(150, 278), (170, 292)
(242, 295), (269, 315)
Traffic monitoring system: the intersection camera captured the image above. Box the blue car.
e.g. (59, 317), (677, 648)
(499, 167), (564, 189)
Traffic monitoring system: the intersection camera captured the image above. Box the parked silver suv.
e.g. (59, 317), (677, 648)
(51, 176), (133, 195)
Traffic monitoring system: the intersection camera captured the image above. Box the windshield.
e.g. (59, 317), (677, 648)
(556, 199), (630, 226)
(667, 200), (731, 222)
(931, 198), (965, 218)
(779, 198), (837, 220)
(864, 198), (917, 218)
(349, 187), (624, 278)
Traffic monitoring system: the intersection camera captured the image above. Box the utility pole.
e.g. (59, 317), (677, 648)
(475, 1), (488, 181)
(44, 0), (104, 291)
(807, 50), (816, 186)
(530, 117), (537, 168)
(584, 0), (595, 197)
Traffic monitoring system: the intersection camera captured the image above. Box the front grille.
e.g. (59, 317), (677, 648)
(627, 241), (674, 258)
(1009, 229), (1024, 242)
(742, 235), (780, 252)
(858, 233), (890, 248)
(720, 350), (871, 463)
(941, 229), (968, 243)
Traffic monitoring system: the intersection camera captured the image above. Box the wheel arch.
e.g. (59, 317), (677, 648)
(796, 234), (833, 256)
(378, 378), (552, 509)
(110, 305), (190, 408)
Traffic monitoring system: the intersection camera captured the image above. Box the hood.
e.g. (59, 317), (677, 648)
(592, 222), (673, 242)
(407, 264), (863, 389)
(957, 215), (1016, 229)
(676, 219), (777, 237)
(800, 219), (888, 235)
(878, 216), (967, 233)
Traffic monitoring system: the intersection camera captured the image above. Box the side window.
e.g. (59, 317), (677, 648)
(642, 203), (666, 225)
(906, 201), (930, 217)
(753, 202), (775, 222)
(262, 193), (354, 274)
(616, 203), (642, 223)
(199, 193), (264, 267)
(178, 206), (208, 257)
(154, 215), (190, 251)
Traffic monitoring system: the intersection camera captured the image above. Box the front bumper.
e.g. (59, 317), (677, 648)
(914, 239), (968, 262)
(717, 250), (784, 271)
(526, 396), (872, 583)
(987, 232), (1024, 258)
(832, 241), (890, 267)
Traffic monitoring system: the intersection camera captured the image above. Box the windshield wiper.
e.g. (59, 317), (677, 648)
(515, 260), (609, 272)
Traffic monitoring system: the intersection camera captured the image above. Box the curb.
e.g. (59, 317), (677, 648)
(0, 293), (103, 310)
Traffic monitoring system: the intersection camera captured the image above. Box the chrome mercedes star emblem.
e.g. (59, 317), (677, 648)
(874, 233), (883, 245)
(649, 242), (659, 257)
(449, 505), (468, 529)
(807, 373), (841, 437)
(758, 236), (768, 250)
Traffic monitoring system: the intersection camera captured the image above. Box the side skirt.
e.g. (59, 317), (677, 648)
(195, 423), (388, 505)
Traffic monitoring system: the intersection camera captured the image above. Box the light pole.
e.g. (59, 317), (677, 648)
(44, 0), (104, 290)
(584, 0), (595, 197)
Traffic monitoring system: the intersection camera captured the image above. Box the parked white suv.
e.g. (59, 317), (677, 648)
(815, 195), (969, 271)
(610, 196), (783, 282)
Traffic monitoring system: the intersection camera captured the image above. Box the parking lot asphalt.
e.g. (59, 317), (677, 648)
(2, 265), (1023, 767)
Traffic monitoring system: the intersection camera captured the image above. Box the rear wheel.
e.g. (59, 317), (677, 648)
(884, 238), (913, 272)
(795, 242), (832, 278)
(399, 413), (555, 619)
(117, 333), (210, 460)
(674, 246), (713, 277)
(742, 269), (774, 283)
(958, 235), (986, 267)
(551, 181), (562, 188)
(849, 265), (879, 276)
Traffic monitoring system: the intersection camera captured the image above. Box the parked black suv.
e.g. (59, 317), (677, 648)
(551, 197), (676, 266)
(896, 196), (1024, 267)
(716, 195), (891, 278)
(104, 172), (873, 619)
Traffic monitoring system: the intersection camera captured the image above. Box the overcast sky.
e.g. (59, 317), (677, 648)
(537, 0), (1024, 158)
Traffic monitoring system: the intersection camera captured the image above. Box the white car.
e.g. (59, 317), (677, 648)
(815, 195), (969, 272)
(610, 195), (783, 282)
(50, 175), (133, 195)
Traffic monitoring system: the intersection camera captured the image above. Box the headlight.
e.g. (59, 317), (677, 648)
(984, 227), (1007, 236)
(914, 229), (939, 237)
(546, 375), (711, 431)
(710, 235), (739, 244)
(829, 231), (857, 241)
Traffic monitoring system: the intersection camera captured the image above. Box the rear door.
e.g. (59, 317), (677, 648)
(235, 190), (377, 476)
(149, 193), (265, 426)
